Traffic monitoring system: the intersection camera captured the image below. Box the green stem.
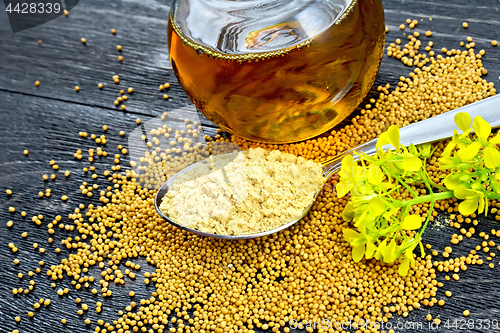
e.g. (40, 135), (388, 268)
(418, 169), (434, 195)
(381, 165), (419, 199)
(418, 199), (435, 240)
(488, 194), (500, 200)
(396, 191), (455, 208)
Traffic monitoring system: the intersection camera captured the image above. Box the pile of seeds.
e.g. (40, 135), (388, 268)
(5, 17), (500, 333)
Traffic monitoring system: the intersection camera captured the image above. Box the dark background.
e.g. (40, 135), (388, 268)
(1, 0), (500, 332)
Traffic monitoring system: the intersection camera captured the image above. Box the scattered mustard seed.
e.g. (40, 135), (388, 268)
(81, 37), (86, 44)
(34, 81), (40, 87)
(462, 22), (468, 28)
(6, 189), (12, 195)
(98, 83), (103, 89)
(75, 86), (80, 92)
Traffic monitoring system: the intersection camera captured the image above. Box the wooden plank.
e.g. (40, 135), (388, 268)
(0, 90), (217, 333)
(1, 0), (500, 332)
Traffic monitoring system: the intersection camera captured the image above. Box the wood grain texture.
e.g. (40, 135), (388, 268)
(1, 0), (500, 332)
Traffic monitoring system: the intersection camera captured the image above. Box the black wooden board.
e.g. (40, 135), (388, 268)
(2, 1), (500, 332)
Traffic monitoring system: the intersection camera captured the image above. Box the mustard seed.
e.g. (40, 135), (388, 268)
(6, 189), (12, 195)
(462, 22), (468, 28)
(111, 28), (116, 34)
(75, 86), (80, 92)
(98, 83), (103, 89)
(117, 45), (122, 51)
(81, 38), (86, 44)
(34, 81), (40, 87)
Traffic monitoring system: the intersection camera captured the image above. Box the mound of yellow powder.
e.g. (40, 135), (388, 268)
(159, 147), (325, 235)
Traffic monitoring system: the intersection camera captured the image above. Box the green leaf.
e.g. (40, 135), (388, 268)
(343, 228), (360, 242)
(369, 197), (385, 216)
(454, 112), (472, 132)
(401, 215), (422, 230)
(444, 175), (462, 190)
(352, 244), (365, 262)
(418, 143), (432, 158)
(457, 141), (481, 162)
(473, 116), (491, 141)
(492, 182), (500, 194)
(402, 155), (422, 172)
(484, 146), (500, 169)
(459, 198), (478, 216)
(387, 125), (401, 149)
(398, 256), (411, 276)
(408, 144), (418, 156)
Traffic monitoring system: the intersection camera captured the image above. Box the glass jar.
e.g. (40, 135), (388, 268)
(168, 0), (385, 143)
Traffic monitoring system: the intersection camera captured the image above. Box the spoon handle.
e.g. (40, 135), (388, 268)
(323, 94), (500, 179)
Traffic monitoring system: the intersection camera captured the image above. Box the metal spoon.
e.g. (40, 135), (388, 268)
(155, 95), (500, 239)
